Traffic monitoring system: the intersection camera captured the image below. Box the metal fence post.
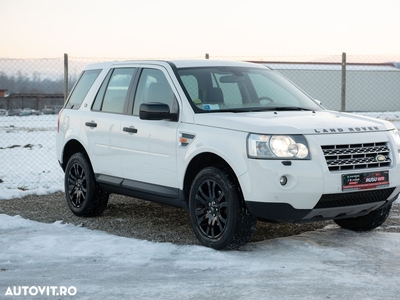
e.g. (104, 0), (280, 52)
(341, 52), (346, 112)
(64, 53), (68, 102)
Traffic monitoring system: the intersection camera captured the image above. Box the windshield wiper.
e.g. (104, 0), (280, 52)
(206, 106), (313, 113)
(211, 107), (262, 113)
(267, 106), (313, 111)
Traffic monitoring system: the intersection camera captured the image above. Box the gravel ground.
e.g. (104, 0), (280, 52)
(1, 193), (399, 246)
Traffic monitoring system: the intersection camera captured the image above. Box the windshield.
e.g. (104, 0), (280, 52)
(177, 66), (322, 113)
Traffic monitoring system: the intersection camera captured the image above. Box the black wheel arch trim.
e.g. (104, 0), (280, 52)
(61, 139), (90, 171)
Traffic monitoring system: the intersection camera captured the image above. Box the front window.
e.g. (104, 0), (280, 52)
(177, 66), (322, 112)
(133, 68), (178, 116)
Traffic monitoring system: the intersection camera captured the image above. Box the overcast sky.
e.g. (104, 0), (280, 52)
(1, 0), (399, 59)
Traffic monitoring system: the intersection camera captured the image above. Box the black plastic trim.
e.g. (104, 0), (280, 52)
(246, 192), (397, 223)
(245, 202), (311, 222)
(85, 122), (97, 128)
(96, 174), (182, 207)
(122, 127), (138, 134)
(314, 187), (395, 208)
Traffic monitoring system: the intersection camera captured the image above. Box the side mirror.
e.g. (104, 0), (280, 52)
(139, 102), (177, 121)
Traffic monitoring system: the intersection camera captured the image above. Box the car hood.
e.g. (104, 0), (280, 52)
(193, 110), (395, 135)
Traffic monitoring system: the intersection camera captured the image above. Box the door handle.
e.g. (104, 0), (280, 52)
(85, 121), (97, 128)
(123, 126), (138, 134)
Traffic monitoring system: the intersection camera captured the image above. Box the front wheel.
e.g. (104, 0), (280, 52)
(64, 153), (109, 217)
(188, 166), (257, 250)
(334, 204), (392, 231)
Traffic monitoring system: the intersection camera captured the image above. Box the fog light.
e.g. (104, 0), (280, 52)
(280, 176), (288, 186)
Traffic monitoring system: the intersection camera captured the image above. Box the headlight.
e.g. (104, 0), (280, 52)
(247, 134), (310, 159)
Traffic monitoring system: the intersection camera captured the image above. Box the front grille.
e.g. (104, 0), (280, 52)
(321, 142), (391, 171)
(314, 187), (395, 209)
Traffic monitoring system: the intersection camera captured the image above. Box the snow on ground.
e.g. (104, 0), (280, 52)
(1, 113), (400, 299)
(1, 214), (400, 299)
(0, 115), (64, 199)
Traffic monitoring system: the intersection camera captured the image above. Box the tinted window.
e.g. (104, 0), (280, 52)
(133, 69), (178, 116)
(178, 67), (322, 112)
(213, 73), (242, 105)
(92, 70), (112, 111)
(249, 73), (298, 105)
(66, 69), (101, 109)
(180, 75), (198, 101)
(92, 68), (136, 114)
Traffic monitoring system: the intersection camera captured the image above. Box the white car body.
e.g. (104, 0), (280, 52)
(56, 59), (400, 248)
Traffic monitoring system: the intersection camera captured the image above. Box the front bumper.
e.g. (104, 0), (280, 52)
(245, 186), (400, 222)
(238, 135), (400, 222)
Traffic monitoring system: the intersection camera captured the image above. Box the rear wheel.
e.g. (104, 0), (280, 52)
(334, 204), (392, 231)
(189, 166), (257, 250)
(64, 153), (109, 217)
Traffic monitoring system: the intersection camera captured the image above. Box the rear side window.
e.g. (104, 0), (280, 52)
(66, 69), (101, 109)
(92, 68), (137, 114)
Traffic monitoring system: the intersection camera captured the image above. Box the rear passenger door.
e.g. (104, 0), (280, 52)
(120, 66), (180, 190)
(83, 67), (137, 177)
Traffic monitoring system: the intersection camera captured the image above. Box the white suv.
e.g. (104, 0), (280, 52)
(56, 60), (400, 249)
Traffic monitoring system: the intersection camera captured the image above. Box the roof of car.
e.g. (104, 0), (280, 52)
(84, 59), (267, 70)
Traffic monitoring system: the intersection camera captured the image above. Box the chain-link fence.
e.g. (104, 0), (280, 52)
(257, 54), (400, 113)
(0, 54), (399, 191)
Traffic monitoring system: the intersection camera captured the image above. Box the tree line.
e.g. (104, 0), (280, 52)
(0, 71), (77, 95)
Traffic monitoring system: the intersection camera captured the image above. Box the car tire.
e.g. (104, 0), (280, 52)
(334, 204), (392, 231)
(189, 166), (257, 250)
(64, 153), (109, 217)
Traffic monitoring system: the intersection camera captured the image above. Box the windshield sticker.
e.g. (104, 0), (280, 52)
(203, 104), (219, 110)
(194, 99), (202, 104)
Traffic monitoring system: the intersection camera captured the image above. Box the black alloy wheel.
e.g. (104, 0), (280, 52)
(195, 178), (228, 239)
(68, 161), (87, 209)
(189, 166), (256, 250)
(64, 153), (109, 217)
